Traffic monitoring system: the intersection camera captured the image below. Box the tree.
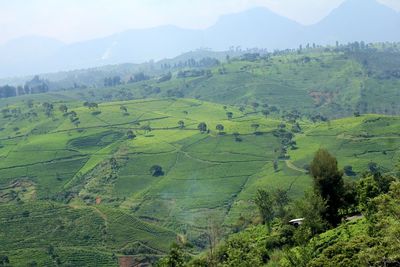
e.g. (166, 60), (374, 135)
(262, 110), (270, 118)
(150, 165), (164, 177)
(205, 215), (223, 266)
(291, 122), (302, 133)
(141, 125), (152, 134)
(69, 111), (77, 118)
(343, 165), (356, 176)
(273, 160), (279, 172)
(295, 191), (327, 237)
(198, 122), (207, 133)
(273, 188), (290, 219)
(127, 130), (136, 140)
(0, 256), (9, 266)
(157, 243), (186, 267)
(73, 119), (81, 128)
(27, 99), (34, 108)
(89, 102), (98, 110)
(251, 123), (260, 133)
(226, 112), (233, 120)
(252, 102), (260, 110)
(310, 149), (345, 226)
(178, 120), (185, 129)
(120, 105), (127, 113)
(84, 102), (98, 110)
(216, 124), (224, 133)
(59, 104), (68, 114)
(367, 162), (380, 175)
(233, 132), (242, 142)
(255, 189), (274, 232)
(42, 102), (54, 117)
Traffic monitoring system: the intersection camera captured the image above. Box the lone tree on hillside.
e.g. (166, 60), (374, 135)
(73, 119), (80, 128)
(178, 120), (185, 129)
(273, 160), (279, 172)
(141, 125), (152, 134)
(83, 102), (98, 110)
(59, 104), (68, 114)
(42, 102), (54, 117)
(150, 165), (164, 177)
(233, 132), (242, 142)
(216, 124), (224, 134)
(251, 123), (260, 133)
(127, 130), (136, 140)
(198, 122), (207, 133)
(262, 110), (270, 118)
(251, 102), (260, 110)
(120, 105), (128, 113)
(226, 112), (233, 120)
(310, 148), (345, 226)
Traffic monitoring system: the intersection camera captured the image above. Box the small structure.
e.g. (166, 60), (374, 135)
(345, 214), (363, 221)
(289, 218), (304, 227)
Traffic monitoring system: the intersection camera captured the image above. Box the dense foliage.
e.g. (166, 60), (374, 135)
(158, 150), (399, 267)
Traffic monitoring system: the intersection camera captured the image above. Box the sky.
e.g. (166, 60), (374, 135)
(0, 0), (399, 44)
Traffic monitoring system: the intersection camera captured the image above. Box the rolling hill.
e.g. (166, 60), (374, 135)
(0, 94), (399, 265)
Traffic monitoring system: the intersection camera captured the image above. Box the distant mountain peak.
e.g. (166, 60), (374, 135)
(337, 0), (396, 11)
(1, 3), (400, 78)
(214, 6), (300, 25)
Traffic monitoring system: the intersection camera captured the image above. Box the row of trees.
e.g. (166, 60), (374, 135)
(160, 57), (220, 70)
(0, 76), (49, 99)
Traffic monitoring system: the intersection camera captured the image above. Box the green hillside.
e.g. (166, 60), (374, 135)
(0, 46), (400, 266)
(3, 45), (399, 119)
(0, 93), (399, 265)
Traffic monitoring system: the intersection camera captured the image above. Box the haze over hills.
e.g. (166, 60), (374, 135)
(0, 0), (399, 78)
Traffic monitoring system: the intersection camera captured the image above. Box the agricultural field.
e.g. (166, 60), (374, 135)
(6, 49), (397, 121)
(0, 93), (399, 265)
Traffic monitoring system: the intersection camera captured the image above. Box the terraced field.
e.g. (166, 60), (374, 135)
(0, 96), (399, 265)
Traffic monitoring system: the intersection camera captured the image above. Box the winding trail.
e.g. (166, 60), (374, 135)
(285, 160), (307, 173)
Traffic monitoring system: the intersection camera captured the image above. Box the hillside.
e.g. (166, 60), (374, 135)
(2, 45), (396, 119)
(0, 93), (399, 265)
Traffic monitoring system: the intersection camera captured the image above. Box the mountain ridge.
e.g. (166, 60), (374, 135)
(1, 0), (399, 78)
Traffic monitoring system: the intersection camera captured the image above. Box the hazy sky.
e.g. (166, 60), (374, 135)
(1, 0), (399, 44)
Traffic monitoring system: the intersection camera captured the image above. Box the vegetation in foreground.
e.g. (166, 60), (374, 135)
(158, 149), (400, 267)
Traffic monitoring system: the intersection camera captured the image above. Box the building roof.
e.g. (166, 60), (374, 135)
(289, 218), (304, 223)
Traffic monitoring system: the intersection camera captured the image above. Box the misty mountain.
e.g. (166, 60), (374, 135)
(309, 0), (400, 44)
(0, 0), (399, 78)
(204, 7), (305, 50)
(0, 36), (65, 78)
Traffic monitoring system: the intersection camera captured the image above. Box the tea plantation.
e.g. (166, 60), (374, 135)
(0, 95), (399, 265)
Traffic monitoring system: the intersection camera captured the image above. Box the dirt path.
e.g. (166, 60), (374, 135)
(285, 160), (307, 173)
